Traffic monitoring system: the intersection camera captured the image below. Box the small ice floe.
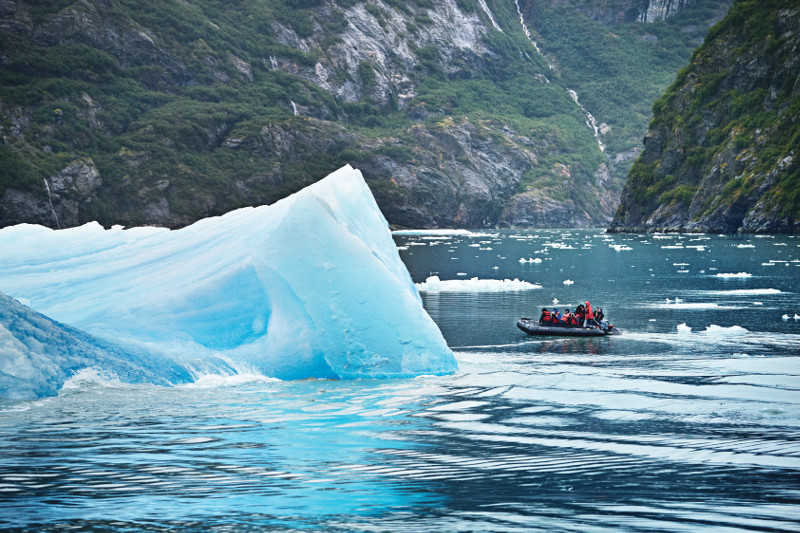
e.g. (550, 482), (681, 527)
(648, 318), (657, 322)
(519, 257), (543, 264)
(736, 244), (755, 248)
(782, 314), (790, 320)
(703, 324), (749, 336)
(677, 323), (692, 335)
(795, 314), (800, 320)
(753, 302), (763, 306)
(563, 279), (574, 285)
(553, 298), (559, 305)
(716, 272), (752, 278)
(661, 245), (684, 249)
(665, 298), (684, 304)
(416, 276), (541, 292)
(609, 244), (633, 251)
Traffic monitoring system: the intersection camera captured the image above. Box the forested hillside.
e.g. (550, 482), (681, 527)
(0, 0), (728, 229)
(609, 0), (800, 233)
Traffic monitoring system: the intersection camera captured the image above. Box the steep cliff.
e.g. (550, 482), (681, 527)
(609, 0), (800, 233)
(0, 0), (615, 229)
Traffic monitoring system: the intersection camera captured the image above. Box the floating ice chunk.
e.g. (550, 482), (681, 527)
(677, 323), (692, 335)
(703, 289), (782, 295)
(563, 279), (574, 285)
(736, 244), (755, 248)
(0, 165), (457, 383)
(553, 298), (559, 305)
(415, 276), (541, 292)
(393, 229), (471, 236)
(795, 314), (800, 320)
(782, 314), (790, 320)
(716, 272), (752, 278)
(609, 244), (633, 251)
(702, 324), (749, 336)
(659, 302), (721, 309)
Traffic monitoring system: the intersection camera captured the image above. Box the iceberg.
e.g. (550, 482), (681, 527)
(0, 165), (456, 397)
(0, 292), (193, 400)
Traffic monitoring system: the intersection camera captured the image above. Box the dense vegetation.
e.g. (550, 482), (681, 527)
(1, 0), (617, 227)
(0, 0), (741, 229)
(610, 0), (800, 233)
(525, 0), (732, 184)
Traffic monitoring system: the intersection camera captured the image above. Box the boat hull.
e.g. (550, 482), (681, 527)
(517, 318), (620, 337)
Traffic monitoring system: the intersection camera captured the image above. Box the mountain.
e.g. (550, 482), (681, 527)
(518, 0), (731, 192)
(609, 0), (800, 233)
(0, 0), (727, 230)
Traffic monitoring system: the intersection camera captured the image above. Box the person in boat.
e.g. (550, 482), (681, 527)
(575, 304), (586, 326)
(563, 308), (580, 327)
(552, 308), (562, 324)
(584, 301), (597, 328)
(595, 307), (605, 322)
(539, 308), (552, 324)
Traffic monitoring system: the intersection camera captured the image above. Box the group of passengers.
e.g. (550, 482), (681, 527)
(539, 301), (605, 328)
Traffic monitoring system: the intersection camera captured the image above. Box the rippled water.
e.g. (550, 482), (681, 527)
(2, 230), (799, 531)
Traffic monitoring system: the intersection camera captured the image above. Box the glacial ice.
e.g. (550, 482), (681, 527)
(0, 165), (456, 398)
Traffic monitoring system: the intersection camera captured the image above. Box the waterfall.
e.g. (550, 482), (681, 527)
(514, 0), (551, 69)
(478, 0), (503, 32)
(568, 90), (606, 153)
(43, 178), (60, 228)
(514, 0), (605, 153)
(291, 101), (299, 116)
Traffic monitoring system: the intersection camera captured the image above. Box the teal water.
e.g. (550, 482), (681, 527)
(2, 230), (799, 531)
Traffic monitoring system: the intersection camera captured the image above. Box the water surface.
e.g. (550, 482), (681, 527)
(2, 230), (799, 531)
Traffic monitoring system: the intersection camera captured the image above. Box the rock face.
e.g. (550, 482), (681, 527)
(524, 0), (699, 25)
(609, 0), (800, 234)
(0, 0), (624, 230)
(0, 158), (102, 228)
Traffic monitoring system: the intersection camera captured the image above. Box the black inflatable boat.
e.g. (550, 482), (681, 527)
(517, 318), (621, 337)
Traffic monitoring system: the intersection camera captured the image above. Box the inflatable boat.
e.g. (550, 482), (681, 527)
(517, 318), (621, 337)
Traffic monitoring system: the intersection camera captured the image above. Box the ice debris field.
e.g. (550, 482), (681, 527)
(0, 165), (457, 399)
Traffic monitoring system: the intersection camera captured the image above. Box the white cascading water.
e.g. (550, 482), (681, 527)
(478, 0), (503, 32)
(513, 0), (605, 153)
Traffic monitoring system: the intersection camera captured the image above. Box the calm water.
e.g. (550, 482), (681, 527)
(2, 230), (799, 532)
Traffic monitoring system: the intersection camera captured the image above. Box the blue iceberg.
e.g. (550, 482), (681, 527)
(0, 165), (456, 398)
